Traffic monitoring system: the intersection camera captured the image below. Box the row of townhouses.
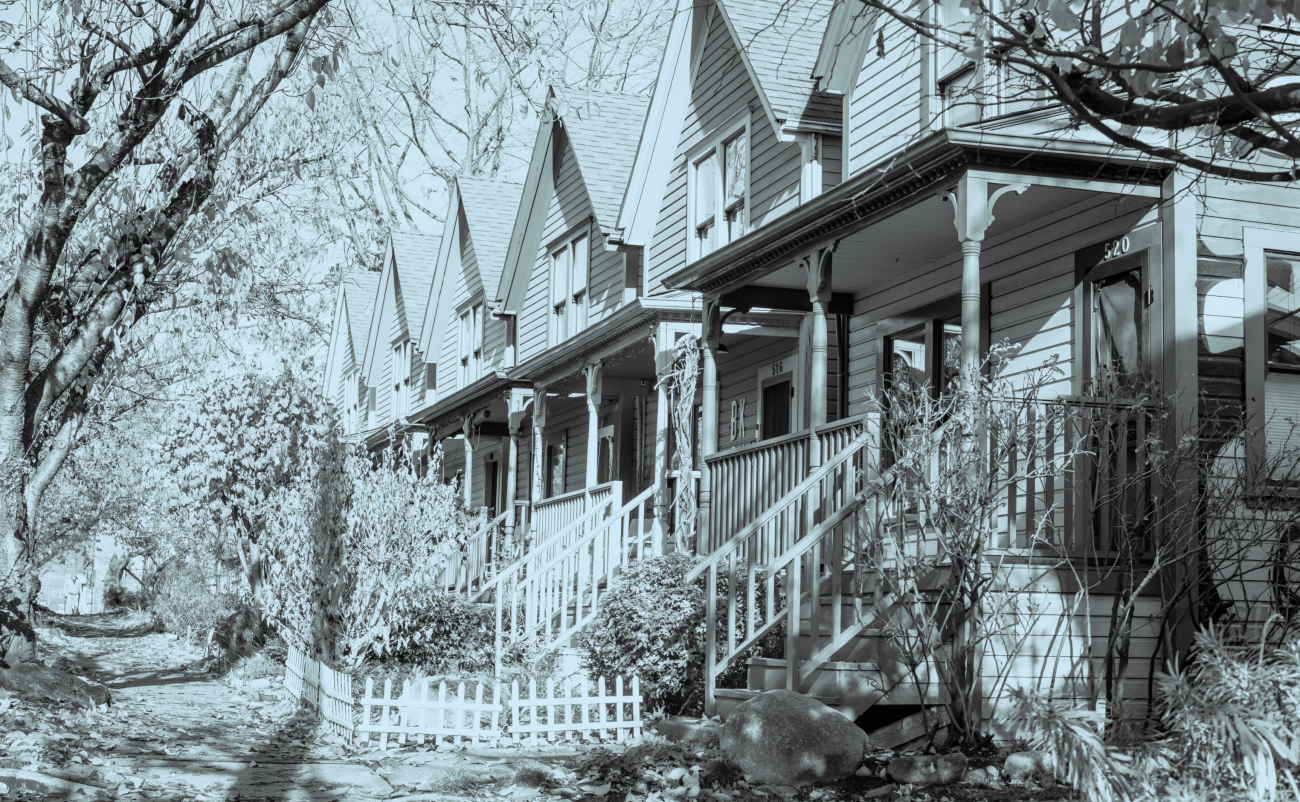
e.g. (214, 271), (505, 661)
(324, 0), (1299, 729)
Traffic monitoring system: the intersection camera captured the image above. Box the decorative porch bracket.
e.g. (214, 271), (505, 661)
(942, 176), (1029, 383)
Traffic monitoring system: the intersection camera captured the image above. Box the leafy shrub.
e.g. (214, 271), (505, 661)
(150, 562), (241, 637)
(103, 585), (148, 610)
(573, 553), (782, 714)
(361, 589), (494, 671)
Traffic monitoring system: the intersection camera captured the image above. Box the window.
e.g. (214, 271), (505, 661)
(550, 233), (589, 346)
(1266, 251), (1300, 369)
(344, 372), (360, 435)
(888, 320), (962, 401)
(423, 363), (437, 405)
(459, 303), (483, 385)
(546, 434), (567, 498)
(939, 64), (982, 127)
(689, 121), (749, 262)
(366, 385), (377, 427)
(392, 340), (413, 419)
(597, 413), (616, 484)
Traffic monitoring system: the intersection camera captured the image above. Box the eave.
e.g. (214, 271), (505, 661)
(663, 128), (1173, 296)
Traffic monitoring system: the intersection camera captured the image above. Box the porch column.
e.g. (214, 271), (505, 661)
(505, 389), (530, 558)
(960, 240), (982, 384)
(462, 415), (475, 507)
(944, 176), (1030, 385)
(700, 300), (722, 554)
(584, 362), (604, 493)
(652, 327), (672, 551)
(532, 387), (549, 506)
(807, 249), (833, 469)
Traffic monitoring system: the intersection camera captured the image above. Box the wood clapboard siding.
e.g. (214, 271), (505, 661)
(543, 398), (589, 496)
(846, 194), (1153, 407)
(846, 16), (922, 177)
(441, 436), (466, 487)
(715, 336), (801, 447)
(646, 5), (803, 295)
(821, 135), (843, 192)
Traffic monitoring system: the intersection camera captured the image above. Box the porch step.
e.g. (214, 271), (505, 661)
(713, 688), (842, 722)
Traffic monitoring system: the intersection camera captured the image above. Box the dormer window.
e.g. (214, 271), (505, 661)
(550, 232), (589, 346)
(344, 372), (360, 435)
(393, 340), (412, 420)
(689, 119), (749, 262)
(459, 303), (483, 385)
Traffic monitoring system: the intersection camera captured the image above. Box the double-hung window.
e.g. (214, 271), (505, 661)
(459, 303), (483, 385)
(690, 121), (748, 262)
(550, 233), (588, 346)
(344, 372), (360, 435)
(392, 340), (412, 420)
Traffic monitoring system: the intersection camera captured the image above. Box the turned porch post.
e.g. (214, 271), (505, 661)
(700, 300), (722, 554)
(807, 249), (833, 469)
(462, 416), (475, 507)
(505, 388), (530, 558)
(652, 327), (672, 552)
(944, 176), (1028, 385)
(584, 362), (604, 494)
(532, 387), (549, 506)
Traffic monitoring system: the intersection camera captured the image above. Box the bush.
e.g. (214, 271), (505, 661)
(573, 553), (782, 715)
(150, 562), (242, 638)
(103, 585), (148, 610)
(364, 589), (494, 671)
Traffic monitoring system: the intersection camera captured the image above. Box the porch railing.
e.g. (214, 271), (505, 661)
(443, 509), (511, 596)
(484, 485), (658, 674)
(703, 415), (870, 554)
(531, 482), (618, 548)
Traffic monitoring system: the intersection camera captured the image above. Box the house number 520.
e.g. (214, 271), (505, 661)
(1104, 236), (1131, 260)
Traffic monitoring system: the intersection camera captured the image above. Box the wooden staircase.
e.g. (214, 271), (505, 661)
(691, 413), (955, 720)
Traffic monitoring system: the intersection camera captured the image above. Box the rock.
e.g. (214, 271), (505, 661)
(719, 690), (868, 787)
(886, 753), (967, 786)
(962, 766), (1000, 787)
(653, 717), (721, 746)
(1003, 750), (1055, 789)
(853, 766), (873, 777)
(0, 661), (111, 708)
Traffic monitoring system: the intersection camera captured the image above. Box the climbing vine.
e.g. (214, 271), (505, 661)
(659, 335), (700, 551)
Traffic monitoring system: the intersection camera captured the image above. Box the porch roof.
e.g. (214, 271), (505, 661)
(512, 296), (700, 387)
(411, 370), (529, 436)
(662, 129), (1173, 298)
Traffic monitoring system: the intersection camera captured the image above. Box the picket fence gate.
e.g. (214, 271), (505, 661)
(357, 677), (502, 749)
(509, 676), (642, 744)
(285, 645), (354, 741)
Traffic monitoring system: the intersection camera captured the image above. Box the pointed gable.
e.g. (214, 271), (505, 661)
(720, 0), (841, 129)
(389, 232), (441, 342)
(555, 92), (651, 235)
(344, 270), (380, 370)
(457, 177), (525, 305)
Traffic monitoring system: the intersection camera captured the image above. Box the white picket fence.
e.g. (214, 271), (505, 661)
(283, 639), (642, 748)
(509, 676), (642, 744)
(357, 677), (502, 749)
(285, 645), (355, 741)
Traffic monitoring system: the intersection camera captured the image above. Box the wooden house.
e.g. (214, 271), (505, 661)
(323, 268), (380, 440)
(324, 0), (1300, 735)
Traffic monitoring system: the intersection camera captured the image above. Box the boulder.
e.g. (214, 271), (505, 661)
(0, 661), (111, 708)
(961, 766), (1000, 787)
(886, 753), (967, 786)
(719, 690), (868, 787)
(1003, 750), (1055, 789)
(652, 716), (720, 746)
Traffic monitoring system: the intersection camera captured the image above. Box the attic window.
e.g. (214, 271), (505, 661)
(689, 117), (749, 263)
(550, 231), (589, 346)
(393, 340), (413, 420)
(459, 303), (483, 385)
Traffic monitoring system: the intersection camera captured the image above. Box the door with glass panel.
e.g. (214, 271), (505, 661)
(884, 318), (961, 517)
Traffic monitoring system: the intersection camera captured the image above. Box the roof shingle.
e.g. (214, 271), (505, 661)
(556, 92), (651, 233)
(343, 270), (380, 365)
(456, 177), (524, 301)
(721, 0), (842, 127)
(390, 232), (441, 342)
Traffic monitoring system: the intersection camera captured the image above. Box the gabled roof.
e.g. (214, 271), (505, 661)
(344, 270), (381, 366)
(811, 0), (877, 95)
(322, 268), (380, 398)
(719, 0), (840, 129)
(362, 231), (441, 379)
(457, 176), (524, 303)
(555, 91), (651, 235)
(499, 90), (650, 312)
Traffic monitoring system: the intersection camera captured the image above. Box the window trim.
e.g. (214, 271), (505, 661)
(545, 430), (568, 498)
(686, 111), (751, 264)
(548, 226), (591, 347)
(344, 369), (360, 435)
(1245, 227), (1300, 476)
(392, 340), (413, 420)
(756, 358), (795, 442)
(458, 300), (484, 386)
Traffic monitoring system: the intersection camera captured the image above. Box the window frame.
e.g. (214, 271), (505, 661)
(458, 300), (484, 386)
(686, 111), (751, 264)
(1245, 227), (1300, 477)
(344, 370), (360, 435)
(392, 339), (413, 420)
(548, 227), (591, 347)
(756, 357), (795, 442)
(545, 430), (568, 498)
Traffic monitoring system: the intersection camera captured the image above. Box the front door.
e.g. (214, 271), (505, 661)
(761, 379), (791, 439)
